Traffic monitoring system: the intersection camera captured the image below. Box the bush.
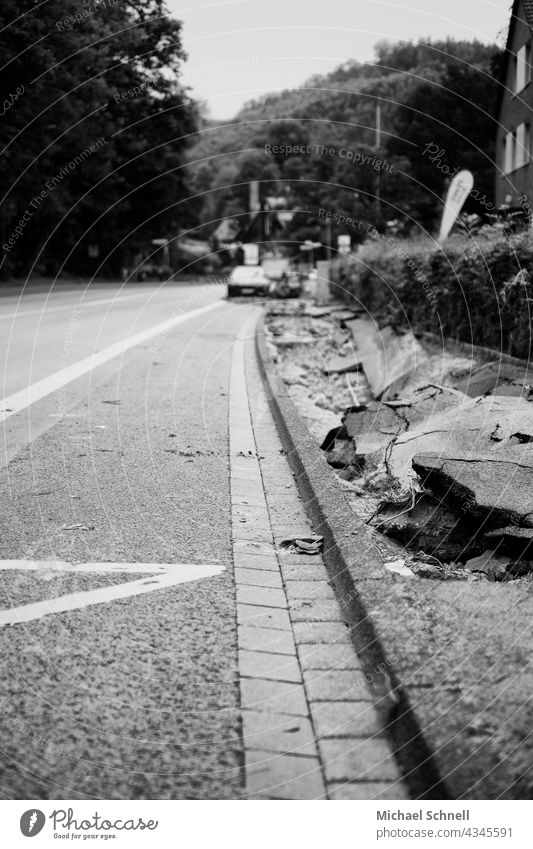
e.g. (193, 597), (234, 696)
(331, 227), (533, 360)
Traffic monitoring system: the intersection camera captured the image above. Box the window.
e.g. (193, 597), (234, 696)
(503, 124), (531, 173)
(504, 130), (515, 174)
(516, 122), (531, 168)
(516, 41), (532, 92)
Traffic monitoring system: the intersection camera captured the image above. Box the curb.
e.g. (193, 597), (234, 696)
(255, 314), (449, 801)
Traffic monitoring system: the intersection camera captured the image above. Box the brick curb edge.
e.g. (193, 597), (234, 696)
(255, 313), (448, 801)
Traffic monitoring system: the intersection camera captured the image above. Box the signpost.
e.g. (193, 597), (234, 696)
(438, 170), (474, 245)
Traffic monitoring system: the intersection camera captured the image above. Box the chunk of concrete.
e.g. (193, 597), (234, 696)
(465, 550), (512, 581)
(389, 395), (533, 489)
(412, 448), (533, 529)
(343, 402), (406, 468)
(323, 353), (362, 375)
(485, 526), (533, 559)
(346, 318), (425, 398)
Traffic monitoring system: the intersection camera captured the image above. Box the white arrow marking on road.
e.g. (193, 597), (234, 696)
(0, 561), (225, 627)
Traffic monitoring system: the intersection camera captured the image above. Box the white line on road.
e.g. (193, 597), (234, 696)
(0, 299), (224, 423)
(0, 292), (148, 321)
(0, 560), (225, 626)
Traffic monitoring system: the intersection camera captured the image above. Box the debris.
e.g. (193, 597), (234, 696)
(323, 354), (362, 375)
(321, 426), (348, 451)
(413, 446), (533, 529)
(464, 550), (511, 582)
(410, 561), (443, 579)
(343, 402), (406, 470)
(61, 523), (95, 531)
(280, 536), (324, 555)
(389, 395), (533, 490)
(324, 437), (361, 471)
(371, 494), (480, 561)
(305, 306), (333, 319)
(346, 318), (425, 397)
(484, 526), (533, 559)
(385, 559), (414, 577)
(101, 399), (121, 405)
(453, 361), (531, 398)
(282, 362), (309, 386)
(272, 334), (314, 347)
(329, 309), (361, 323)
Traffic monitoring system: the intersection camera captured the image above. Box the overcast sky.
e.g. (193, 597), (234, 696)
(167, 0), (511, 119)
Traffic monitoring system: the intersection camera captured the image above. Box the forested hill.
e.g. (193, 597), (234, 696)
(189, 39), (503, 244)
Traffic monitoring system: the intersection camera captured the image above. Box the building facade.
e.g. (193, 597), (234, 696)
(496, 0), (533, 208)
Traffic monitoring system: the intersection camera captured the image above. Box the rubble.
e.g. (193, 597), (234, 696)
(412, 445), (533, 529)
(371, 494), (482, 561)
(346, 318), (425, 398)
(464, 550), (512, 582)
(323, 354), (362, 375)
(265, 300), (533, 581)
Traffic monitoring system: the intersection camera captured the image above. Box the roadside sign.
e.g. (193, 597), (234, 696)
(316, 260), (331, 304)
(243, 243), (260, 265)
(438, 170), (474, 244)
(338, 235), (351, 253)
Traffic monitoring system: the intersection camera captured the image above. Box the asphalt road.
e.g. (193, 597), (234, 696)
(0, 279), (250, 799)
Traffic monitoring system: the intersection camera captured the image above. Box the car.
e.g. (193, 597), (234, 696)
(227, 265), (270, 297)
(137, 262), (173, 281)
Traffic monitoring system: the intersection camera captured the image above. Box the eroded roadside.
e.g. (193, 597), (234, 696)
(262, 299), (533, 799)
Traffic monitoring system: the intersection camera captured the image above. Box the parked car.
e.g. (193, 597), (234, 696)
(227, 265), (270, 297)
(137, 262), (173, 281)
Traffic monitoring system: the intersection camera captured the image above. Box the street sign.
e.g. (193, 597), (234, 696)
(338, 234), (351, 253)
(242, 243), (260, 265)
(316, 260), (331, 304)
(438, 170), (474, 245)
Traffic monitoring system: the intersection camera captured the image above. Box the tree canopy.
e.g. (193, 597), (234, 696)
(0, 0), (198, 276)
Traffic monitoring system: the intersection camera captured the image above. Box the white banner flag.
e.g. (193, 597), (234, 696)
(438, 169), (474, 244)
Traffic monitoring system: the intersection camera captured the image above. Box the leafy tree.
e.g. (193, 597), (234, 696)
(0, 0), (198, 277)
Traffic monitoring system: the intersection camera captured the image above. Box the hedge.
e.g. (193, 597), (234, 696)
(330, 227), (533, 360)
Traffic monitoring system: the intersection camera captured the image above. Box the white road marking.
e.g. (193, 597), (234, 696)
(0, 300), (223, 423)
(0, 560), (225, 626)
(0, 292), (148, 321)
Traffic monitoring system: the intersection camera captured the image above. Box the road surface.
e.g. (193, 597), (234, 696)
(0, 280), (404, 801)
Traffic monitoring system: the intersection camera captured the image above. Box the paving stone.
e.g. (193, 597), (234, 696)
(231, 468), (263, 483)
(232, 525), (273, 542)
(231, 481), (265, 499)
(290, 599), (344, 622)
(237, 604), (291, 630)
(238, 626), (297, 656)
(245, 750), (325, 799)
(239, 650), (302, 683)
(237, 585), (287, 609)
(235, 568), (283, 589)
(293, 621), (352, 644)
(298, 644), (362, 671)
(234, 539), (276, 557)
(327, 781), (409, 800)
(242, 711), (317, 756)
(311, 702), (383, 738)
(232, 495), (267, 509)
(304, 670), (371, 701)
(281, 563), (329, 581)
(233, 552), (279, 571)
(284, 581), (336, 601)
(240, 678), (309, 716)
(319, 739), (401, 782)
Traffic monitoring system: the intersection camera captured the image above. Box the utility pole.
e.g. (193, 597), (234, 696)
(375, 102), (382, 227)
